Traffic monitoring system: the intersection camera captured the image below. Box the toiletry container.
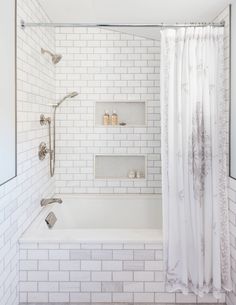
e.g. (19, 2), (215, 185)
(111, 110), (118, 125)
(103, 110), (109, 125)
(128, 170), (136, 179)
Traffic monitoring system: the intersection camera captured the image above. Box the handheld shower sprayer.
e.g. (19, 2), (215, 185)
(40, 92), (79, 177)
(49, 92), (79, 108)
(56, 92), (79, 107)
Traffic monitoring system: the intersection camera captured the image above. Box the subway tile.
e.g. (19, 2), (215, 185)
(144, 281), (165, 292)
(49, 271), (69, 282)
(91, 292), (112, 302)
(38, 260), (59, 271)
(102, 260), (123, 271)
(123, 281), (143, 292)
(38, 282), (59, 292)
(102, 281), (123, 292)
(20, 260), (37, 271)
(113, 271), (133, 281)
(155, 292), (175, 303)
(113, 250), (133, 260)
(145, 260), (163, 271)
(60, 260), (81, 270)
(70, 271), (90, 281)
(134, 271), (154, 281)
(123, 260), (144, 271)
(113, 292), (133, 302)
(133, 292), (154, 302)
(92, 271), (112, 281)
(60, 281), (81, 292)
(81, 260), (101, 271)
(27, 250), (48, 260)
(91, 250), (112, 260)
(70, 250), (91, 260)
(49, 250), (69, 260)
(19, 281), (37, 292)
(81, 282), (101, 292)
(28, 271), (48, 281)
(134, 249), (155, 260)
(28, 292), (48, 303)
(70, 292), (91, 302)
(49, 292), (70, 302)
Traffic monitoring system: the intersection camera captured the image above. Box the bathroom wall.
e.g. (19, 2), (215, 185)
(55, 28), (161, 194)
(227, 179), (236, 305)
(213, 5), (236, 305)
(0, 0), (55, 304)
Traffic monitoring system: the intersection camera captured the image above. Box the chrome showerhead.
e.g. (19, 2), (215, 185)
(41, 48), (62, 64)
(52, 53), (62, 64)
(69, 92), (79, 98)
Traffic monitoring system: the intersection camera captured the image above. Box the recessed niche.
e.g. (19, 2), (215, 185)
(95, 155), (146, 180)
(95, 101), (146, 127)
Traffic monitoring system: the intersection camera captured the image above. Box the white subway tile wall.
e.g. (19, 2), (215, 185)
(0, 1), (55, 304)
(19, 242), (225, 304)
(214, 6), (235, 305)
(54, 27), (161, 194)
(227, 178), (236, 305)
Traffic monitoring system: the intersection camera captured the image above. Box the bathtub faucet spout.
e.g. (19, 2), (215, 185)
(40, 198), (63, 207)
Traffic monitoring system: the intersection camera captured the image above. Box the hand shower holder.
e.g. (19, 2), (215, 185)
(40, 114), (51, 126)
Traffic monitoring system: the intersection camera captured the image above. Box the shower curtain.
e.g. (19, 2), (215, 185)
(160, 26), (231, 297)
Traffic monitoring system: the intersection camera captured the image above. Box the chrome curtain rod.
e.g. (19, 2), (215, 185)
(21, 20), (225, 29)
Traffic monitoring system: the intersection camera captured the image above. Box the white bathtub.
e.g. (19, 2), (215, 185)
(20, 194), (162, 243)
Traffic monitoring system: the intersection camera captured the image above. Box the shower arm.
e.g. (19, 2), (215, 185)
(41, 48), (54, 57)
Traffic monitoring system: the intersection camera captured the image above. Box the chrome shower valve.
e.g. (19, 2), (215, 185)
(38, 142), (50, 160)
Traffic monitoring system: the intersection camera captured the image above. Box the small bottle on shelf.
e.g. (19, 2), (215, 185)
(111, 110), (118, 125)
(103, 110), (110, 126)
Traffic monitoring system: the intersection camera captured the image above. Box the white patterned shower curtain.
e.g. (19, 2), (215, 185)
(160, 27), (231, 297)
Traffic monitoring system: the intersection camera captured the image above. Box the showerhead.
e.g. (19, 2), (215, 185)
(68, 92), (79, 98)
(52, 54), (62, 64)
(55, 91), (79, 108)
(41, 48), (62, 65)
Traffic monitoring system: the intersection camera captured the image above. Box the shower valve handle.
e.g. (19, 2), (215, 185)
(38, 142), (51, 160)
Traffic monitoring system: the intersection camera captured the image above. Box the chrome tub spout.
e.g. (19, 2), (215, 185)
(40, 198), (63, 207)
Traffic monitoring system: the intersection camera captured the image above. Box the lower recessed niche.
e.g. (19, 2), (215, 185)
(95, 155), (146, 180)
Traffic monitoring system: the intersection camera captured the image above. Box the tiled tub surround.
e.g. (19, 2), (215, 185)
(55, 28), (161, 194)
(19, 242), (226, 304)
(19, 195), (224, 304)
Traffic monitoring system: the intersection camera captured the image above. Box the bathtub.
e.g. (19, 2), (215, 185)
(20, 194), (162, 243)
(19, 194), (166, 303)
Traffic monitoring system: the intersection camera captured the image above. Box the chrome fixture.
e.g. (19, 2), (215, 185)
(49, 92), (79, 108)
(55, 92), (78, 108)
(21, 19), (225, 29)
(45, 212), (57, 229)
(38, 142), (50, 160)
(40, 114), (51, 126)
(41, 197), (63, 207)
(41, 48), (62, 64)
(39, 92), (79, 176)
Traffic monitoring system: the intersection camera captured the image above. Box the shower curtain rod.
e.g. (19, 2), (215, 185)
(20, 20), (224, 29)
